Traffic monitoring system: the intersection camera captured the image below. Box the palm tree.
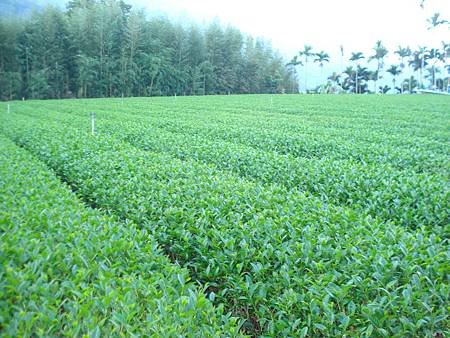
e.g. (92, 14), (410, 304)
(314, 51), (330, 85)
(367, 70), (379, 93)
(425, 48), (441, 88)
(441, 41), (450, 91)
(387, 65), (402, 93)
(420, 0), (450, 27)
(409, 52), (421, 88)
(328, 72), (341, 86)
(350, 52), (364, 93)
(342, 66), (355, 92)
(427, 13), (449, 29)
(356, 66), (371, 93)
(425, 67), (441, 89)
(403, 76), (418, 93)
(339, 45), (345, 70)
(299, 44), (314, 92)
(369, 40), (388, 93)
(442, 41), (450, 58)
(286, 56), (302, 93)
(379, 85), (391, 94)
(394, 46), (412, 93)
(406, 50), (417, 93)
(410, 47), (428, 88)
(395, 46), (412, 68)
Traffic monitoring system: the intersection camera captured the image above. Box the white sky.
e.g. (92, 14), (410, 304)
(131, 0), (449, 88)
(134, 0), (449, 55)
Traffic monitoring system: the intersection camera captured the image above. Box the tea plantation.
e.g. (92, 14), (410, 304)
(1, 95), (449, 337)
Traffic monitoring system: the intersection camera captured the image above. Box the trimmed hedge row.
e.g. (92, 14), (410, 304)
(1, 112), (448, 337)
(0, 135), (239, 336)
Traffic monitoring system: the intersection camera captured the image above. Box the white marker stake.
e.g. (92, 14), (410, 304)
(270, 97), (273, 112)
(7, 104), (10, 113)
(122, 93), (124, 105)
(91, 112), (95, 135)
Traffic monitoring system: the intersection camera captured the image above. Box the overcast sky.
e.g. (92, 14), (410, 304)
(126, 0), (449, 88)
(132, 0), (448, 57)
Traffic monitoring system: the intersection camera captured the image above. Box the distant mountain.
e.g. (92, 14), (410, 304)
(0, 0), (64, 17)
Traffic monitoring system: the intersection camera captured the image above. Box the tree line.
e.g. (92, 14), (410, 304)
(288, 1), (450, 94)
(1, 0), (448, 100)
(0, 0), (298, 100)
(289, 41), (449, 94)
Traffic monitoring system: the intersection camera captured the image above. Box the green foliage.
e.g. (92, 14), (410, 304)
(0, 135), (239, 336)
(0, 0), (297, 100)
(0, 95), (448, 336)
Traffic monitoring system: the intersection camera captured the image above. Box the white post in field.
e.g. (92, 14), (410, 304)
(91, 112), (95, 135)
